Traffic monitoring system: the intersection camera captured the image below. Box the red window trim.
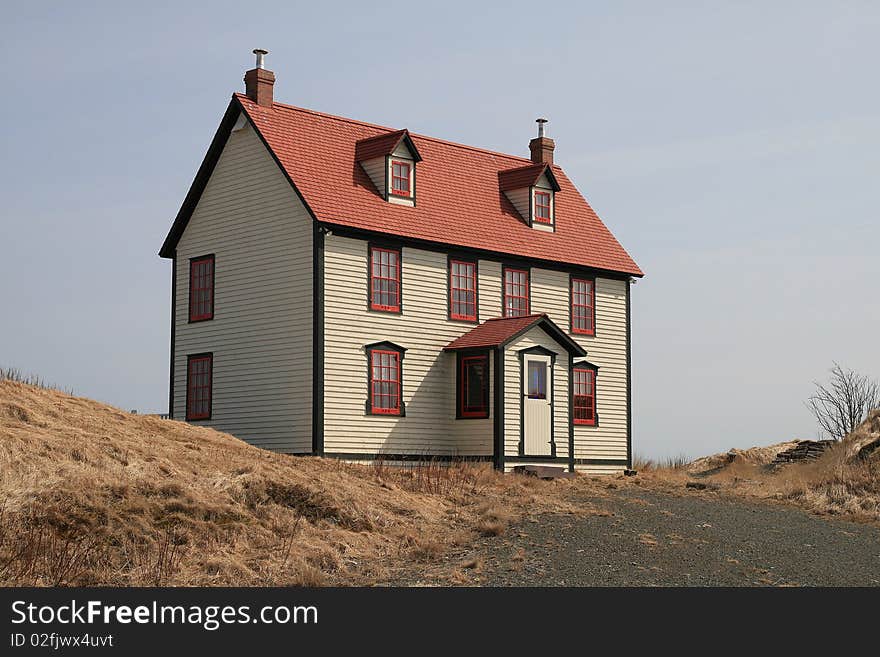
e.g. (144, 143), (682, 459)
(186, 353), (213, 421)
(369, 349), (401, 415)
(189, 255), (214, 322)
(503, 267), (530, 318)
(390, 160), (411, 197)
(534, 190), (552, 224)
(449, 259), (478, 321)
(571, 277), (595, 336)
(459, 354), (489, 418)
(369, 246), (401, 312)
(573, 366), (596, 426)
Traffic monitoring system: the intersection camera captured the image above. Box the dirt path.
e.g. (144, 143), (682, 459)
(397, 487), (880, 586)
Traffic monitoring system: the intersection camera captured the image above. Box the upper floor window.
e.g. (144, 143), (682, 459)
(458, 354), (489, 418)
(449, 259), (477, 321)
(571, 277), (595, 335)
(391, 160), (411, 196)
(534, 191), (552, 224)
(369, 246), (401, 312)
(573, 366), (596, 426)
(189, 255), (214, 322)
(186, 353), (213, 420)
(503, 268), (530, 318)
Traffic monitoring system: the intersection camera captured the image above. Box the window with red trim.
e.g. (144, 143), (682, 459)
(186, 354), (212, 420)
(503, 268), (529, 317)
(369, 350), (401, 415)
(391, 160), (411, 196)
(189, 255), (214, 321)
(370, 246), (401, 312)
(459, 354), (489, 418)
(571, 278), (595, 335)
(534, 191), (552, 224)
(450, 260), (477, 321)
(573, 367), (596, 425)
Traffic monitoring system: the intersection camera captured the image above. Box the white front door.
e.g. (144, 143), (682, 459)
(523, 354), (552, 456)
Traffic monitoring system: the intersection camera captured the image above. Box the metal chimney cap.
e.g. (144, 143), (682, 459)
(535, 117), (548, 138)
(253, 48), (269, 68)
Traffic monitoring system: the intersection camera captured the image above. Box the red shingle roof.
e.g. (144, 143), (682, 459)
(444, 315), (545, 350)
(354, 129), (421, 162)
(498, 163), (559, 192)
(443, 314), (586, 356)
(235, 94), (643, 277)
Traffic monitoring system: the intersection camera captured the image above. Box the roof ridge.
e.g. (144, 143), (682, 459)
(236, 93), (535, 166)
(356, 129), (407, 144)
(499, 162), (547, 173)
(485, 313), (546, 322)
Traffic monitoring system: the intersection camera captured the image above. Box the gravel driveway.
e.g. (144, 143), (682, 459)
(398, 486), (880, 586)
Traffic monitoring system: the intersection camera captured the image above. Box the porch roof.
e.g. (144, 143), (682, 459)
(443, 314), (587, 356)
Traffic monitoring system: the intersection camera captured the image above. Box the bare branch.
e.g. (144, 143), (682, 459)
(806, 363), (880, 441)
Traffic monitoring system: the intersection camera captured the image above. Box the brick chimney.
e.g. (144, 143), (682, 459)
(244, 49), (274, 107)
(529, 118), (555, 165)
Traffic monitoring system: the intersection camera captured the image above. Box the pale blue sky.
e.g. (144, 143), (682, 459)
(1, 1), (877, 458)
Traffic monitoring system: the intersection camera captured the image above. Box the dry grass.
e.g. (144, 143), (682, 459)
(636, 410), (880, 523)
(632, 454), (690, 471)
(0, 380), (594, 586)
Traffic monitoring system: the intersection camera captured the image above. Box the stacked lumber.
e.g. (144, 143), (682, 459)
(771, 440), (835, 465)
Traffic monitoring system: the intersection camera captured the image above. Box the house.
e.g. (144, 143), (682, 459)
(159, 50), (644, 474)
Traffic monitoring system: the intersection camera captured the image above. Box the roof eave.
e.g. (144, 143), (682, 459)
(158, 96), (243, 259)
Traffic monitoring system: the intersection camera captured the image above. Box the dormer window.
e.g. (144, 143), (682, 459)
(498, 162), (560, 232)
(391, 161), (411, 196)
(356, 129), (422, 207)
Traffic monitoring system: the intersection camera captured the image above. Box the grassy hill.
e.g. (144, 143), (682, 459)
(637, 410), (880, 522)
(0, 380), (584, 586)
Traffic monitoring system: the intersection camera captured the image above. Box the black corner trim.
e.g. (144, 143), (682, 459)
(626, 279), (633, 469)
(312, 224), (325, 455)
(493, 347), (504, 471)
(168, 253), (176, 418)
(568, 354), (574, 472)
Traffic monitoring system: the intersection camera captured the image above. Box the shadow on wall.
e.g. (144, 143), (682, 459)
(376, 350), (493, 458)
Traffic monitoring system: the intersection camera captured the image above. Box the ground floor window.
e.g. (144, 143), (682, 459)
(186, 353), (213, 420)
(573, 366), (596, 426)
(458, 353), (489, 418)
(365, 341), (407, 415)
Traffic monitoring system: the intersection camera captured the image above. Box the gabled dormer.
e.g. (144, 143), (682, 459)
(498, 162), (561, 232)
(498, 118), (562, 231)
(356, 129), (423, 207)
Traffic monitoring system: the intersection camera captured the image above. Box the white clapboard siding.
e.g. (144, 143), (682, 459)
(531, 269), (629, 469)
(502, 325), (570, 460)
(360, 156), (385, 197)
(323, 236), (493, 456)
(503, 188), (530, 223)
(173, 119), (312, 453)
